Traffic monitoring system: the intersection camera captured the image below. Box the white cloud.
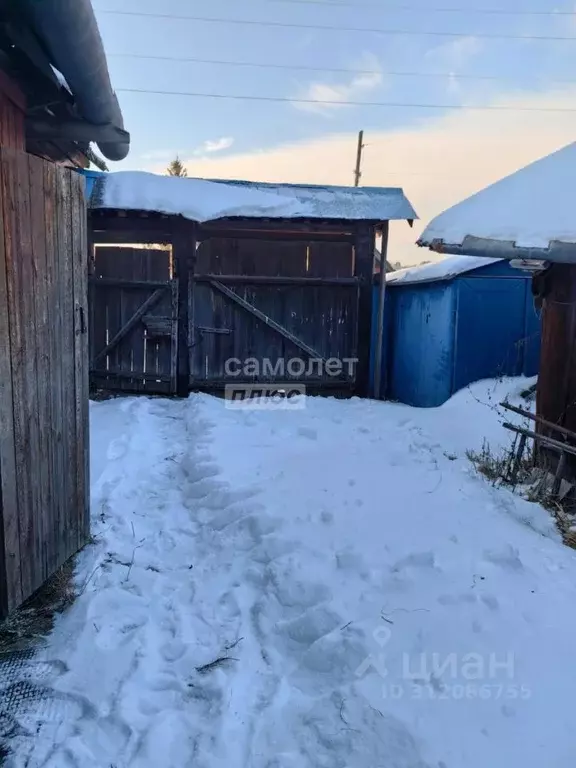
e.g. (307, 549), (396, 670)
(145, 85), (576, 267)
(292, 53), (383, 115)
(426, 36), (483, 71)
(201, 137), (234, 153)
(425, 36), (483, 98)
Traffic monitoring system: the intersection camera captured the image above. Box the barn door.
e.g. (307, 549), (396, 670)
(89, 246), (178, 394)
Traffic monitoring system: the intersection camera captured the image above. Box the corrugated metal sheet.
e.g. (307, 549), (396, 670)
(79, 169), (417, 223)
(371, 259), (541, 407)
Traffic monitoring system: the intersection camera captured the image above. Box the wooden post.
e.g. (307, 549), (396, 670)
(172, 219), (195, 397)
(373, 221), (389, 400)
(354, 222), (375, 397)
(354, 130), (364, 187)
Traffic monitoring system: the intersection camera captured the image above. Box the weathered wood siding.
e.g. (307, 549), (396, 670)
(534, 264), (576, 479)
(0, 149), (88, 617)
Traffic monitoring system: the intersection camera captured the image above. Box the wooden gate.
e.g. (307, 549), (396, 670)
(0, 149), (88, 617)
(190, 235), (360, 390)
(89, 246), (178, 395)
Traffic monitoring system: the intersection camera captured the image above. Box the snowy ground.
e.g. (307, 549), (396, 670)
(6, 378), (576, 767)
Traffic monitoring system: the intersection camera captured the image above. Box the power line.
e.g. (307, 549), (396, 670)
(261, 0), (576, 16)
(98, 10), (576, 41)
(115, 87), (576, 112)
(108, 52), (576, 85)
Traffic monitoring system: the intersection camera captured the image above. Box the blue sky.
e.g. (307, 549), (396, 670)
(94, 0), (576, 169)
(92, 1), (576, 264)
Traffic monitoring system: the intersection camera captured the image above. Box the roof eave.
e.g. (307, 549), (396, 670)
(417, 234), (576, 265)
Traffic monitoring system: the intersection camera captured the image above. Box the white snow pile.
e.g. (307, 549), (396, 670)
(419, 141), (576, 250)
(6, 376), (576, 767)
(387, 255), (502, 285)
(94, 171), (417, 224)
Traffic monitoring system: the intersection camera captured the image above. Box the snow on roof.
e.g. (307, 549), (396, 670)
(90, 171), (417, 224)
(387, 255), (502, 285)
(419, 142), (576, 253)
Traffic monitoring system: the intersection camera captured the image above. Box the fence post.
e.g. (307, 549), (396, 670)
(354, 222), (376, 397)
(172, 219), (196, 397)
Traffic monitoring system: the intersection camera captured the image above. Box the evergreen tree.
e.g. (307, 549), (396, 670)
(166, 156), (188, 177)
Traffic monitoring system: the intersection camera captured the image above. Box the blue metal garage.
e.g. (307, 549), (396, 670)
(371, 256), (541, 407)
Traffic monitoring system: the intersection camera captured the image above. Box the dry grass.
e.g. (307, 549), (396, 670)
(0, 560), (76, 654)
(467, 440), (576, 550)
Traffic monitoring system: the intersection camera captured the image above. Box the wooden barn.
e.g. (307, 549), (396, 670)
(0, 0), (129, 617)
(84, 171), (416, 399)
(418, 141), (576, 481)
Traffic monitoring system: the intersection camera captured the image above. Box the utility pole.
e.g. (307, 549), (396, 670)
(353, 130), (364, 187)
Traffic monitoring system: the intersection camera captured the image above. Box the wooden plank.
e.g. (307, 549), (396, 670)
(198, 228), (355, 244)
(536, 264), (576, 434)
(18, 151), (44, 592)
(92, 229), (172, 245)
(79, 173), (90, 537)
(90, 277), (172, 289)
(170, 278), (179, 392)
(101, 248), (123, 381)
(56, 166), (77, 562)
(90, 249), (110, 378)
(117, 252), (137, 390)
(194, 274), (358, 287)
(93, 288), (167, 366)
(71, 169), (89, 548)
(373, 220), (389, 400)
(0, 147), (22, 614)
(501, 402), (576, 442)
(503, 422), (576, 458)
(8, 150), (37, 599)
(91, 369), (173, 383)
(173, 221), (194, 396)
(28, 153), (52, 584)
(91, 214), (173, 237)
(128, 253), (147, 388)
(353, 222), (375, 397)
(199, 219), (356, 235)
(44, 159), (63, 577)
(210, 279), (323, 360)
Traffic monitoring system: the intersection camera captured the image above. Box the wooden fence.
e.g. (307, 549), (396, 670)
(0, 148), (89, 618)
(88, 214), (377, 397)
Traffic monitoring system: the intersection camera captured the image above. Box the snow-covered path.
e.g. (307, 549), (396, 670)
(7, 381), (576, 767)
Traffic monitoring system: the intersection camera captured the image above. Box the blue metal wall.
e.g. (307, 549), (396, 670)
(76, 169), (103, 200)
(371, 260), (541, 407)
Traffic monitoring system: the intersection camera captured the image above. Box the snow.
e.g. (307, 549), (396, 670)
(419, 141), (576, 251)
(387, 255), (502, 285)
(49, 65), (72, 94)
(6, 376), (576, 767)
(92, 171), (417, 224)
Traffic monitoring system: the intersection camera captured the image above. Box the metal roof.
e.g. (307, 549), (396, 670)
(387, 256), (503, 286)
(418, 142), (576, 264)
(88, 171), (417, 224)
